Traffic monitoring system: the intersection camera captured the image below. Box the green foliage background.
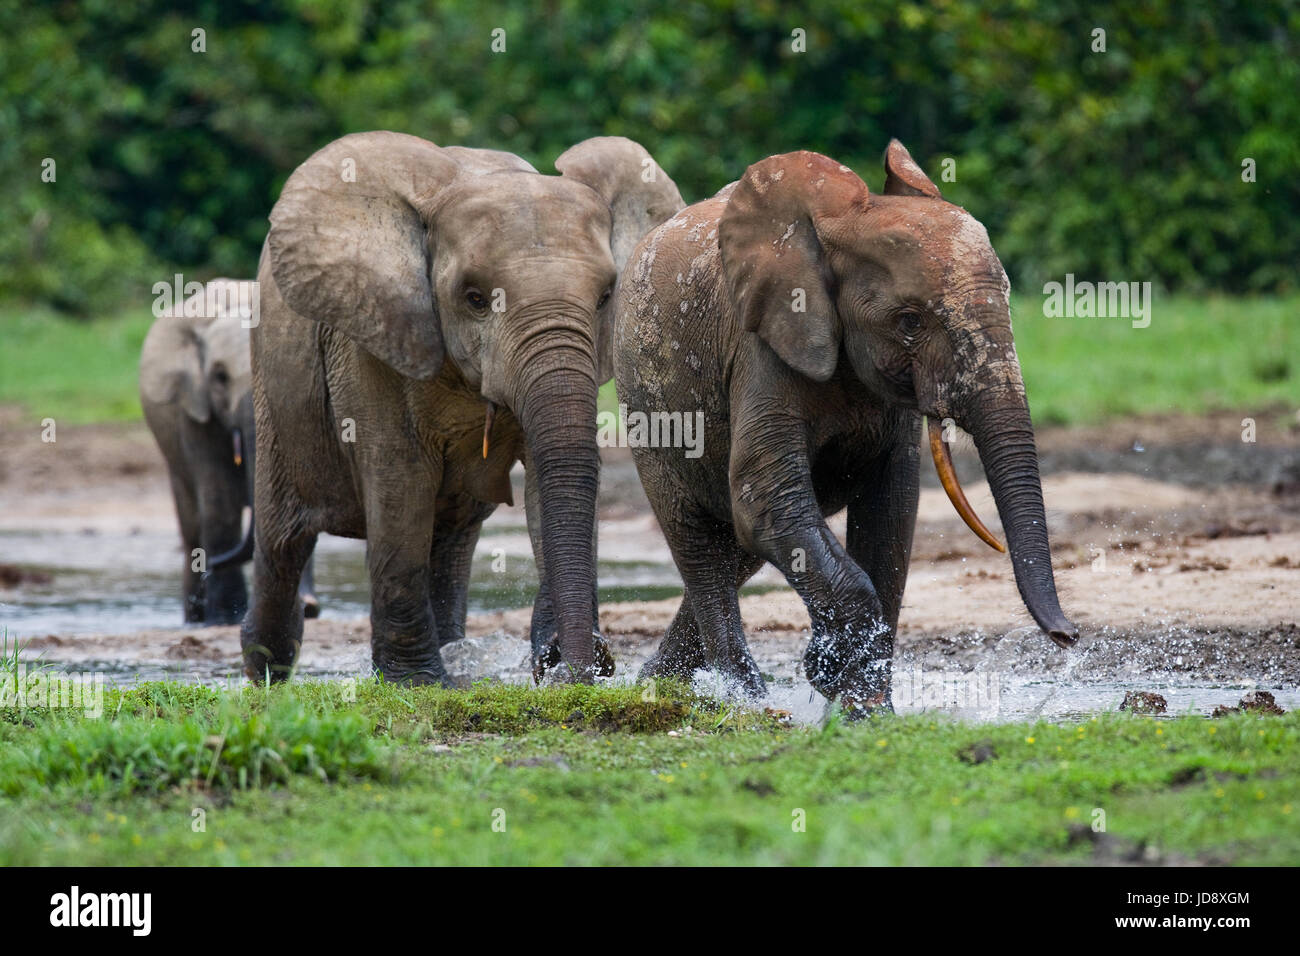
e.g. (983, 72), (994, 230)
(1, 0), (1297, 313)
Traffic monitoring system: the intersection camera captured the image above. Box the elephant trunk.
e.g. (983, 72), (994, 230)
(964, 382), (1078, 648)
(515, 358), (602, 680)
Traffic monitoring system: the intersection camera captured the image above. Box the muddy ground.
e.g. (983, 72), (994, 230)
(1, 406), (1298, 717)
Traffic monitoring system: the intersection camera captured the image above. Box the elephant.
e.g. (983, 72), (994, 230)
(613, 141), (1078, 712)
(243, 131), (683, 684)
(140, 279), (318, 625)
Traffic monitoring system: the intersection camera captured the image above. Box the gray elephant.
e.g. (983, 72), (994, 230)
(243, 131), (683, 684)
(140, 280), (318, 625)
(614, 142), (1077, 711)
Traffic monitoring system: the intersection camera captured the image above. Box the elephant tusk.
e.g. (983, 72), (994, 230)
(927, 418), (1006, 553)
(482, 402), (496, 459)
(232, 428), (243, 468)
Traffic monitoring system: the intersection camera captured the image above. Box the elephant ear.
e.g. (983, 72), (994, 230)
(556, 137), (685, 382)
(883, 139), (942, 198)
(719, 152), (868, 382)
(267, 131), (462, 381)
(555, 136), (685, 270)
(140, 312), (210, 423)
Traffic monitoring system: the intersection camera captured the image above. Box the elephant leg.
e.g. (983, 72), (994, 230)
(197, 472), (249, 626)
(242, 527), (316, 683)
(524, 461), (611, 679)
(651, 505), (765, 698)
(638, 595), (704, 680)
(845, 429), (921, 641)
(639, 551), (764, 682)
(731, 436), (891, 711)
(298, 554), (320, 619)
(365, 492), (447, 686)
(167, 472), (205, 624)
(429, 495), (495, 647)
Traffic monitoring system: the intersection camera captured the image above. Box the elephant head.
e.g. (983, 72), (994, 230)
(139, 283), (255, 465)
(264, 131), (683, 677)
(718, 143), (1077, 648)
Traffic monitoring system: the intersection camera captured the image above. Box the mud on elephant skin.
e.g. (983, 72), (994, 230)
(139, 280), (318, 625)
(614, 141), (1077, 713)
(244, 131), (683, 685)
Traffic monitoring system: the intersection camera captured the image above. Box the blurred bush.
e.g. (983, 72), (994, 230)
(1, 0), (1296, 314)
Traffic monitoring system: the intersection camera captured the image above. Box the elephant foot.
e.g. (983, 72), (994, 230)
(810, 649), (893, 723)
(380, 667), (452, 688)
(828, 690), (894, 723)
(241, 637), (300, 684)
(532, 631), (615, 683)
(803, 620), (892, 701)
(637, 651), (698, 684)
(639, 639), (765, 700)
(637, 634), (706, 683)
(694, 660), (767, 703)
(373, 644), (450, 687)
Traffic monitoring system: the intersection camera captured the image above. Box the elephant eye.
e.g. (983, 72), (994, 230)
(897, 311), (923, 337)
(596, 287), (612, 310)
(465, 288), (488, 311)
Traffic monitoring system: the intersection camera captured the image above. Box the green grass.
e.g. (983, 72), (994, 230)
(3, 295), (1296, 427)
(1, 675), (1295, 865)
(1013, 293), (1299, 425)
(0, 304), (153, 424)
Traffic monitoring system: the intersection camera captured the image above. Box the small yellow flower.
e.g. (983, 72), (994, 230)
(1064, 806), (1080, 819)
(1208, 725), (1217, 734)
(1155, 727), (1163, 736)
(1283, 804), (1292, 815)
(1214, 788), (1225, 799)
(494, 756), (503, 763)
(131, 834), (142, 846)
(1026, 736), (1035, 744)
(662, 774), (675, 783)
(1255, 790), (1265, 800)
(876, 739), (888, 748)
(680, 761), (688, 768)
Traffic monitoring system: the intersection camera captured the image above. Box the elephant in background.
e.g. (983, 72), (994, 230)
(244, 131), (683, 684)
(614, 142), (1077, 712)
(139, 280), (318, 624)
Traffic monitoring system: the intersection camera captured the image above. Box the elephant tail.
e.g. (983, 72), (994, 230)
(208, 509), (255, 570)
